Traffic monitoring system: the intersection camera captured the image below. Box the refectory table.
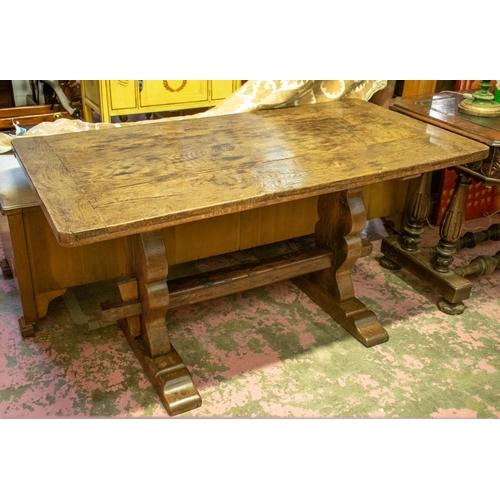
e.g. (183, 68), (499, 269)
(11, 99), (489, 415)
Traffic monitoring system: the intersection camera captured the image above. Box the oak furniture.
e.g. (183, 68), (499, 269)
(80, 80), (241, 123)
(381, 92), (500, 314)
(11, 99), (488, 415)
(0, 152), (408, 337)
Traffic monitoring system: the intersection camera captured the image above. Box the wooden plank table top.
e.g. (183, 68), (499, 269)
(10, 98), (490, 416)
(12, 99), (489, 248)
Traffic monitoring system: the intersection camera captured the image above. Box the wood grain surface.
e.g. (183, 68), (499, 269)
(12, 99), (489, 247)
(391, 93), (500, 146)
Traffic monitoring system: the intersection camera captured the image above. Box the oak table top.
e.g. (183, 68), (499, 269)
(12, 99), (489, 248)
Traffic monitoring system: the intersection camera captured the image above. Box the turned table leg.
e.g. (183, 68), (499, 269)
(433, 173), (472, 273)
(119, 230), (201, 416)
(380, 170), (474, 312)
(401, 171), (433, 252)
(294, 189), (388, 347)
(380, 172), (432, 271)
(454, 250), (500, 277)
(433, 172), (472, 314)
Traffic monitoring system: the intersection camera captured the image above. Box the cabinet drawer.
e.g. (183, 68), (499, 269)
(140, 80), (208, 107)
(109, 80), (137, 110)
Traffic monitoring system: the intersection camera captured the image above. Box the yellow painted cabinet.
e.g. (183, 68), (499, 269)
(109, 80), (137, 110)
(81, 80), (241, 123)
(211, 80), (238, 100)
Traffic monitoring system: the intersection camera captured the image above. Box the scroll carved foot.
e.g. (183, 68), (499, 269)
(122, 324), (201, 416)
(293, 276), (388, 347)
(115, 280), (201, 416)
(437, 297), (465, 315)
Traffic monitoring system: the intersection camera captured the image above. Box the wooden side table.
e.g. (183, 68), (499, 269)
(381, 92), (500, 314)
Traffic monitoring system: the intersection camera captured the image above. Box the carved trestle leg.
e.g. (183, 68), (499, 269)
(119, 230), (201, 416)
(293, 189), (389, 347)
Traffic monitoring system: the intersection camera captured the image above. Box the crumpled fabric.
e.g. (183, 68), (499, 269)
(0, 80), (386, 154)
(0, 119), (120, 153)
(202, 79), (386, 115)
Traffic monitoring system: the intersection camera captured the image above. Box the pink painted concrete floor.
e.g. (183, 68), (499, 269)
(1, 217), (500, 418)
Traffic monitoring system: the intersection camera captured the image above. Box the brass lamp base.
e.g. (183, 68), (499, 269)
(459, 80), (500, 117)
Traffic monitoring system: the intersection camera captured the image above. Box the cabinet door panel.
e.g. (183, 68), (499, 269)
(211, 80), (238, 101)
(84, 80), (101, 107)
(109, 80), (137, 110)
(140, 80), (208, 107)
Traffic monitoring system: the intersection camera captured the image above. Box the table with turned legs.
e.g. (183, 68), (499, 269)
(381, 92), (500, 314)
